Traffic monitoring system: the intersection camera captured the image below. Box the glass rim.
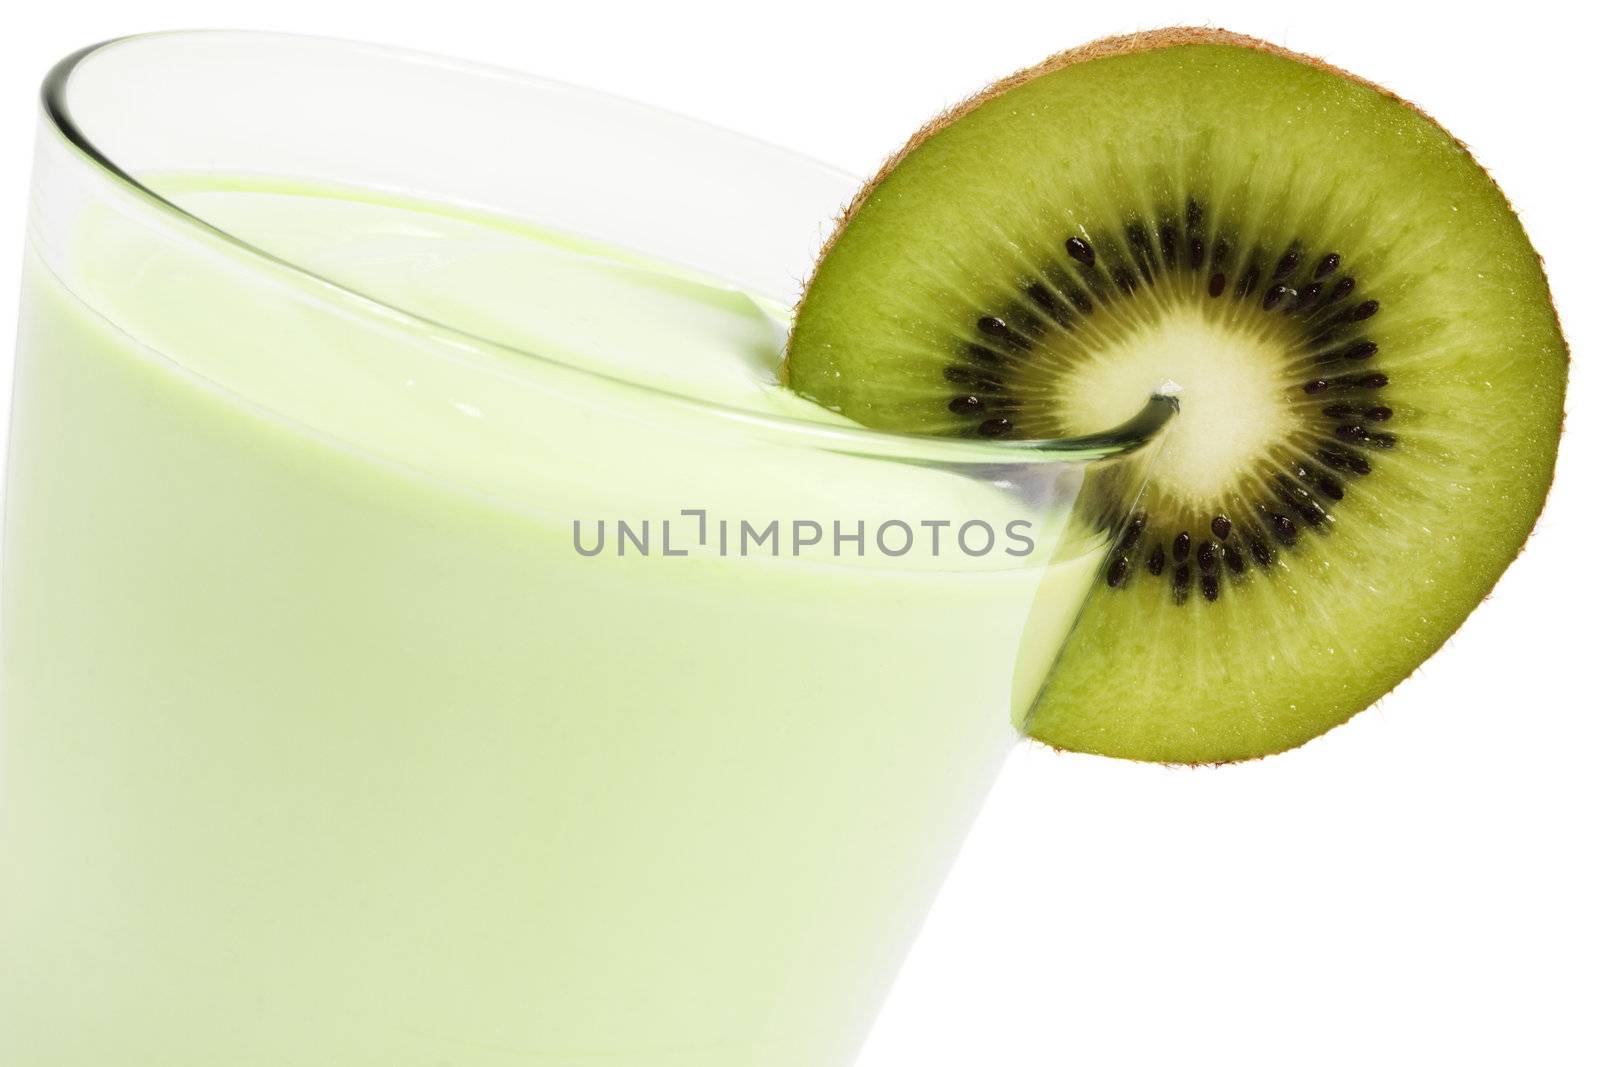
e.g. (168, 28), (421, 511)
(39, 30), (1177, 467)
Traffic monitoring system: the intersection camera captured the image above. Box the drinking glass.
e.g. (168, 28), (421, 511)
(1, 32), (1172, 1066)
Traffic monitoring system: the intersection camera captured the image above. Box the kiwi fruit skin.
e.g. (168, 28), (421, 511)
(784, 28), (1567, 763)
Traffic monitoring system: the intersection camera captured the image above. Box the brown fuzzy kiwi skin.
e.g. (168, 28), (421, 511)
(783, 27), (1570, 763)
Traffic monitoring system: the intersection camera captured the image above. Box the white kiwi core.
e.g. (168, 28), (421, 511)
(1052, 303), (1300, 505)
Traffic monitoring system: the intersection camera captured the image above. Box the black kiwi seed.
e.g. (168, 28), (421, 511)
(1172, 531), (1192, 561)
(1197, 540), (1219, 575)
(1112, 267), (1138, 294)
(1208, 272), (1227, 297)
(948, 395), (984, 414)
(1347, 298), (1380, 321)
(1235, 264), (1261, 298)
(1068, 289), (1094, 314)
(1172, 563), (1193, 604)
(1126, 224), (1155, 280)
(1295, 283), (1321, 309)
(1211, 515), (1232, 540)
(978, 417), (1012, 438)
(1315, 252), (1341, 278)
(1147, 545), (1166, 576)
(976, 315), (1030, 348)
(1269, 513), (1299, 546)
(1200, 574), (1220, 602)
(1065, 236), (1095, 267)
(1223, 544), (1246, 574)
(1248, 534), (1275, 566)
(1305, 378), (1330, 394)
(1345, 339), (1378, 360)
(1159, 223), (1179, 269)
(1335, 424), (1369, 443)
(1026, 283), (1071, 326)
(1117, 514), (1147, 552)
(1358, 373), (1388, 389)
(1273, 247), (1300, 279)
(1295, 498), (1328, 527)
(1273, 478), (1324, 525)
(1366, 405), (1393, 421)
(1106, 555), (1131, 588)
(1328, 277), (1355, 303)
(1263, 284), (1292, 311)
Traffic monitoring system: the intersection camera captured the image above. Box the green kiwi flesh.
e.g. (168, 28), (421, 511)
(784, 28), (1567, 763)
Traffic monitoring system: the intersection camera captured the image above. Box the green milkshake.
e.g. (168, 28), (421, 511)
(2, 33), (1166, 1067)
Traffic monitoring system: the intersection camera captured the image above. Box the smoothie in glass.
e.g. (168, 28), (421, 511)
(1, 34), (1168, 1067)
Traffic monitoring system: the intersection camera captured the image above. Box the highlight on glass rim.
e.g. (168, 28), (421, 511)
(0, 22), (1568, 1067)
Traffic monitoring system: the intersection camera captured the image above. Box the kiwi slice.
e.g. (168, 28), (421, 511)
(784, 28), (1567, 763)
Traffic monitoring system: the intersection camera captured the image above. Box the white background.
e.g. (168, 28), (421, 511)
(1, 2), (1595, 1065)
